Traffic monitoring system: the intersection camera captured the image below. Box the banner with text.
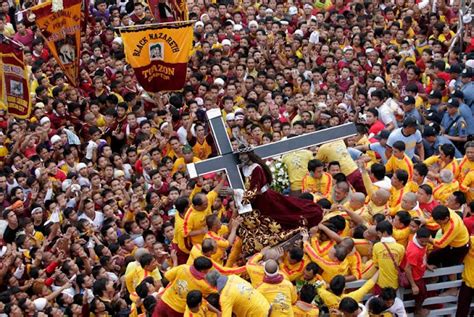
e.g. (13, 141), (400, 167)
(0, 42), (31, 119)
(31, 0), (81, 86)
(120, 21), (194, 92)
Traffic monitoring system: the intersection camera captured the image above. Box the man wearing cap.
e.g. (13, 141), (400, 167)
(401, 96), (423, 124)
(427, 90), (443, 112)
(441, 98), (468, 150)
(386, 117), (424, 161)
(460, 69), (474, 107)
(422, 125), (463, 159)
(450, 90), (474, 138)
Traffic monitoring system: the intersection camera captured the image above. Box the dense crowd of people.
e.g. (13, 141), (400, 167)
(0, 0), (474, 316)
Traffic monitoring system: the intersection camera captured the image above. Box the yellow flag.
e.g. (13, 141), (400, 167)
(121, 21), (194, 92)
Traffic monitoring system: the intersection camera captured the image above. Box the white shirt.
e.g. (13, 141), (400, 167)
(78, 211), (104, 230)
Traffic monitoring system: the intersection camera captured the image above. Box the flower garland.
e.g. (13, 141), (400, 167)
(266, 158), (290, 193)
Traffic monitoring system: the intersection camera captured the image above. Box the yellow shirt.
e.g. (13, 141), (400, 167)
(124, 265), (162, 294)
(458, 157), (474, 183)
(433, 210), (469, 249)
(318, 279), (375, 310)
(303, 242), (350, 283)
(372, 241), (405, 289)
(388, 187), (405, 216)
(424, 156), (459, 179)
(183, 190), (218, 246)
(282, 150), (314, 191)
(172, 213), (190, 254)
(160, 265), (216, 313)
(183, 300), (217, 317)
(172, 157), (201, 175)
(393, 226), (411, 248)
(462, 236), (474, 288)
(433, 181), (459, 205)
(186, 244), (246, 275)
(258, 277), (297, 317)
(386, 155), (414, 180)
(280, 256), (310, 282)
(310, 238), (336, 259)
(302, 172), (333, 197)
(203, 230), (230, 265)
(460, 171), (474, 202)
(220, 275), (270, 317)
(292, 301), (319, 317)
(404, 178), (435, 194)
(316, 140), (358, 176)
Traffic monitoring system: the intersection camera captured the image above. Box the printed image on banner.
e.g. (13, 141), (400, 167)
(120, 21), (194, 92)
(31, 0), (81, 86)
(1, 53), (31, 119)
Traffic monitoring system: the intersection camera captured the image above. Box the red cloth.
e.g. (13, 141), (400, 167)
(419, 199), (439, 215)
(402, 239), (427, 280)
(153, 300), (182, 317)
(464, 216), (474, 235)
(170, 242), (188, 265)
(347, 169), (367, 195)
(247, 164), (323, 229)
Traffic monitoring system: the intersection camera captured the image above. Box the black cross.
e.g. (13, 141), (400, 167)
(187, 109), (357, 189)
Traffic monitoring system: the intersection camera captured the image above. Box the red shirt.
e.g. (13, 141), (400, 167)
(419, 199), (439, 215)
(369, 120), (385, 138)
(464, 216), (474, 235)
(402, 238), (427, 280)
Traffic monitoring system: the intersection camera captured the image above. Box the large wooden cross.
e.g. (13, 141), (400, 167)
(187, 108), (357, 189)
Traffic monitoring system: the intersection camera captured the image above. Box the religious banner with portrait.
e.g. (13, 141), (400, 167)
(120, 21), (194, 92)
(0, 41), (31, 119)
(31, 0), (82, 86)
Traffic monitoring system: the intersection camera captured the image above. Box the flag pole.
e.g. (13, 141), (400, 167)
(114, 20), (196, 31)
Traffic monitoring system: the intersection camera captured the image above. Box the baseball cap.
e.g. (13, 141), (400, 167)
(77, 162), (87, 171)
(426, 111), (442, 124)
(422, 126), (437, 137)
(447, 64), (463, 74)
(288, 6), (298, 15)
(39, 116), (50, 125)
(375, 130), (391, 140)
(402, 96), (415, 105)
(50, 135), (61, 144)
(428, 90), (442, 99)
(446, 98), (460, 108)
(403, 116), (418, 128)
(221, 39), (231, 46)
(461, 68), (473, 77)
(374, 76), (385, 84)
(226, 113), (235, 121)
(450, 90), (464, 99)
(182, 145), (193, 154)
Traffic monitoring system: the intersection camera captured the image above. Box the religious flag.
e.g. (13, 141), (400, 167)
(0, 41), (32, 119)
(146, 0), (188, 22)
(120, 21), (194, 92)
(31, 0), (82, 86)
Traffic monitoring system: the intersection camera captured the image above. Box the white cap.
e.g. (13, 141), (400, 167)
(195, 21), (204, 28)
(374, 76), (385, 84)
(40, 116), (50, 125)
(62, 179), (72, 192)
(226, 113), (235, 121)
(234, 24), (243, 31)
(77, 162), (87, 171)
(114, 170), (125, 178)
(365, 47), (375, 54)
(343, 46), (353, 53)
(234, 107), (244, 114)
(248, 20), (258, 28)
(214, 78), (225, 86)
(35, 102), (45, 108)
(33, 298), (48, 311)
(288, 6), (298, 15)
(463, 14), (472, 24)
(50, 135), (61, 144)
(221, 39), (231, 46)
(280, 20), (289, 25)
(304, 3), (313, 9)
(265, 8), (274, 14)
(195, 97), (204, 106)
(294, 29), (304, 37)
(466, 59), (474, 69)
(112, 37), (123, 45)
